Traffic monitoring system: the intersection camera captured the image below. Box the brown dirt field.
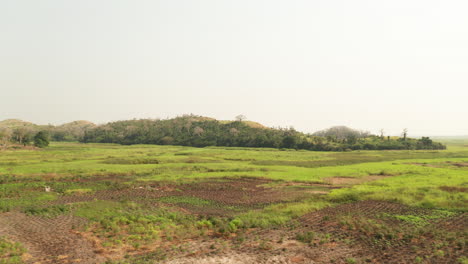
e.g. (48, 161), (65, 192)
(172, 178), (309, 206)
(158, 229), (362, 264)
(2, 177), (465, 264)
(300, 201), (467, 264)
(0, 212), (104, 264)
(435, 212), (468, 231)
(50, 177), (316, 209)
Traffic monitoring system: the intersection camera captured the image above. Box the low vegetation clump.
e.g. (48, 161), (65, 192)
(0, 237), (25, 264)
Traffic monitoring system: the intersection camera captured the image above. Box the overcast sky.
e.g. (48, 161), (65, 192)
(1, 0), (467, 136)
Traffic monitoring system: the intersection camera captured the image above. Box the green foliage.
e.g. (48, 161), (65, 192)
(0, 237), (25, 264)
(33, 131), (49, 148)
(157, 196), (213, 206)
(234, 200), (330, 228)
(0, 141), (466, 263)
(73, 200), (207, 247)
(23, 204), (69, 217)
(80, 115), (445, 151)
(329, 167), (468, 210)
(383, 210), (456, 227)
(296, 231), (315, 243)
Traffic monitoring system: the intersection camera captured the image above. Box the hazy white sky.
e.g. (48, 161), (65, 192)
(1, 0), (467, 136)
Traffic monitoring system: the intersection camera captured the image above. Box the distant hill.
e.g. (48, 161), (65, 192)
(81, 115), (281, 147)
(0, 116), (446, 151)
(0, 119), (96, 142)
(0, 119), (39, 129)
(80, 115), (445, 151)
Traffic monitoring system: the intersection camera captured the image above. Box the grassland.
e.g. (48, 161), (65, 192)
(0, 141), (466, 263)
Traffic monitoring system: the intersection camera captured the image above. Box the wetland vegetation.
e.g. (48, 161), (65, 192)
(0, 138), (466, 263)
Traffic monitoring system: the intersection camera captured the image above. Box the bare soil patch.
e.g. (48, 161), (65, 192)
(300, 201), (467, 264)
(172, 177), (306, 206)
(160, 229), (361, 264)
(4, 177), (465, 264)
(51, 177), (314, 210)
(0, 212), (104, 264)
(439, 185), (468, 193)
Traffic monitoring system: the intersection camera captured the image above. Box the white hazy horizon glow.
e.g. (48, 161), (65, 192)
(1, 0), (467, 136)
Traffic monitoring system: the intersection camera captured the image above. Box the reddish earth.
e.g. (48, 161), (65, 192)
(0, 212), (104, 264)
(50, 177), (320, 209)
(1, 178), (465, 263)
(301, 201), (467, 264)
(439, 186), (468, 193)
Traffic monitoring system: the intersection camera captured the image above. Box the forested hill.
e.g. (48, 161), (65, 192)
(0, 116), (445, 150)
(80, 115), (445, 151)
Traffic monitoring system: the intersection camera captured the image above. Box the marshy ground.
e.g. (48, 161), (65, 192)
(0, 142), (466, 263)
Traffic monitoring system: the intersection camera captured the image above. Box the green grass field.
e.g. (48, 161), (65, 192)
(0, 141), (466, 263)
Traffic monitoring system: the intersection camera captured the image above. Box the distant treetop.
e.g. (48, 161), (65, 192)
(312, 126), (371, 140)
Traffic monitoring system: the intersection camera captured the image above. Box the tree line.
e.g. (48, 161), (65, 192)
(0, 119), (94, 149)
(0, 116), (446, 151)
(0, 128), (49, 149)
(80, 115), (445, 151)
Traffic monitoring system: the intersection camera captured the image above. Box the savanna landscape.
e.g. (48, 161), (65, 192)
(0, 118), (466, 264)
(2, 1), (467, 263)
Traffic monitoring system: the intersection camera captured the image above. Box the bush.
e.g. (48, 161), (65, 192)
(34, 131), (49, 148)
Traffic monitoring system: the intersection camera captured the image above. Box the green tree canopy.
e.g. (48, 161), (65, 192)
(33, 131), (50, 148)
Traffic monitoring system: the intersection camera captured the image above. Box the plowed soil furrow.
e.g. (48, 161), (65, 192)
(300, 201), (467, 264)
(0, 212), (104, 264)
(48, 177), (314, 208)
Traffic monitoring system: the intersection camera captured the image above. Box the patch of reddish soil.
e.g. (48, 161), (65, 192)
(300, 201), (467, 264)
(50, 178), (315, 210)
(439, 186), (468, 193)
(159, 229), (362, 264)
(173, 178), (305, 206)
(434, 212), (468, 231)
(0, 212), (104, 264)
